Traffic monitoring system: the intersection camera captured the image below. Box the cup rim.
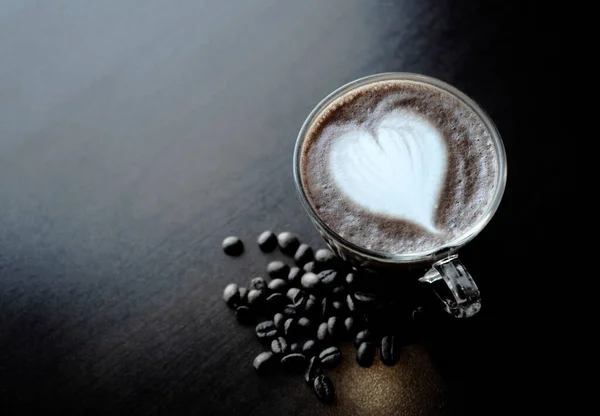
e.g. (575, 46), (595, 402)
(293, 72), (507, 263)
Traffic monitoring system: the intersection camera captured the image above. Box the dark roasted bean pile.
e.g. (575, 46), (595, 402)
(222, 231), (427, 404)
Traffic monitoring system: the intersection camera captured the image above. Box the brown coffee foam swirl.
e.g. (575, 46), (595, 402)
(300, 80), (499, 255)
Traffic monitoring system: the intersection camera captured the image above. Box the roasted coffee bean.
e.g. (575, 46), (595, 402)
(255, 320), (277, 341)
(345, 272), (355, 286)
(266, 293), (286, 310)
(319, 346), (342, 368)
(304, 294), (319, 317)
(247, 289), (267, 307)
(412, 306), (425, 322)
(302, 340), (318, 358)
(288, 266), (302, 285)
(292, 290), (307, 309)
(313, 374), (335, 404)
(301, 272), (320, 291)
(332, 301), (344, 315)
(331, 285), (345, 298)
(222, 236), (244, 256)
(346, 294), (356, 312)
(304, 356), (321, 384)
(253, 351), (276, 375)
(284, 318), (299, 338)
(223, 283), (240, 308)
(317, 270), (338, 287)
(235, 306), (254, 325)
(317, 322), (330, 343)
(271, 337), (289, 355)
(322, 298), (333, 318)
(238, 287), (248, 306)
(327, 316), (342, 340)
(294, 244), (314, 266)
(274, 313), (285, 331)
(354, 329), (371, 348)
(287, 287), (300, 302)
(257, 230), (277, 252)
(281, 353), (306, 373)
(277, 232), (300, 255)
(315, 248), (336, 267)
(380, 335), (400, 366)
(298, 317), (312, 333)
(250, 277), (267, 291)
(303, 261), (318, 273)
(354, 291), (378, 306)
(283, 304), (298, 318)
(356, 342), (375, 367)
(344, 316), (357, 335)
(290, 343), (300, 353)
(268, 278), (288, 293)
(267, 261), (290, 280)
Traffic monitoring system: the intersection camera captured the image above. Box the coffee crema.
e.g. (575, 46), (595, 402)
(299, 80), (499, 254)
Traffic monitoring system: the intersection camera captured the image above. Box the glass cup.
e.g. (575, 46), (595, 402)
(293, 73), (507, 318)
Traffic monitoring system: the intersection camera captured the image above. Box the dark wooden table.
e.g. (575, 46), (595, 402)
(1, 1), (559, 415)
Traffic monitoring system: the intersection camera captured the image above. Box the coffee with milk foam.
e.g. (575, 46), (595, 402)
(300, 80), (499, 254)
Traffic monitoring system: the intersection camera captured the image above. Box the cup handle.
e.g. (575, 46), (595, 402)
(418, 255), (481, 318)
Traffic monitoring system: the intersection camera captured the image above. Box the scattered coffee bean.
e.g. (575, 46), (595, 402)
(319, 346), (342, 368)
(298, 317), (312, 333)
(302, 340), (318, 358)
(223, 283), (240, 308)
(277, 232), (300, 256)
(332, 300), (344, 315)
(266, 293), (286, 310)
(313, 374), (335, 404)
(412, 306), (425, 322)
(317, 322), (330, 343)
(304, 356), (321, 384)
(287, 287), (300, 302)
(250, 277), (267, 291)
(236, 306), (254, 325)
(304, 294), (319, 317)
(253, 351), (276, 375)
(331, 285), (345, 298)
(344, 316), (357, 335)
(292, 290), (307, 309)
(327, 316), (342, 340)
(284, 318), (299, 338)
(274, 313), (285, 331)
(322, 298), (333, 318)
(345, 272), (355, 286)
(356, 342), (375, 367)
(290, 343), (300, 353)
(283, 304), (298, 318)
(238, 287), (248, 306)
(317, 270), (338, 287)
(222, 236), (244, 256)
(256, 320), (277, 342)
(303, 261), (318, 273)
(294, 244), (314, 266)
(354, 329), (371, 348)
(257, 230), (277, 252)
(281, 353), (306, 373)
(315, 248), (336, 268)
(247, 289), (267, 307)
(380, 335), (399, 366)
(271, 336), (289, 355)
(301, 272), (320, 291)
(268, 278), (288, 293)
(288, 266), (302, 285)
(267, 261), (290, 280)
(354, 291), (378, 306)
(346, 294), (356, 312)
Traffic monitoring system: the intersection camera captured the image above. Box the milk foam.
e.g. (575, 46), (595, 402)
(329, 110), (446, 232)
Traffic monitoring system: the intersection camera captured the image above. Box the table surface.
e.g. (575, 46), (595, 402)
(1, 1), (559, 415)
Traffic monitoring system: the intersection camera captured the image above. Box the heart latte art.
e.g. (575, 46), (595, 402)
(300, 80), (499, 254)
(330, 110), (446, 233)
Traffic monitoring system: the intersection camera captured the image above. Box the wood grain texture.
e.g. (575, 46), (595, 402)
(1, 1), (559, 415)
